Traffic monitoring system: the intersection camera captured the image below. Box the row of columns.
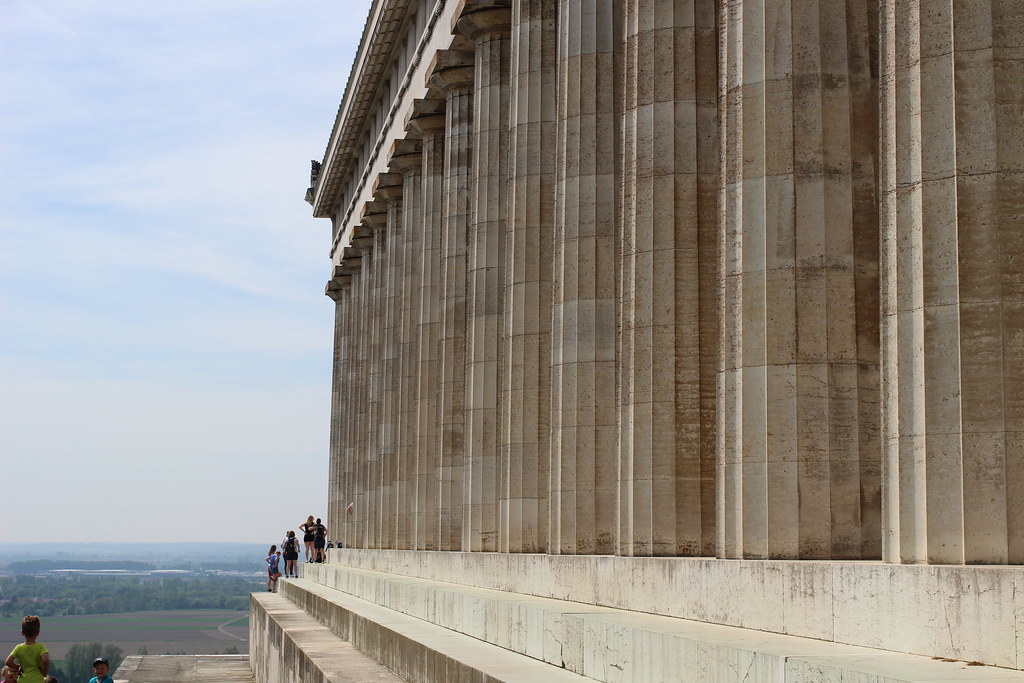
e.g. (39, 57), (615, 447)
(325, 0), (1023, 563)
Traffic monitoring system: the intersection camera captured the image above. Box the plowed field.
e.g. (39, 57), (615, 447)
(0, 609), (249, 661)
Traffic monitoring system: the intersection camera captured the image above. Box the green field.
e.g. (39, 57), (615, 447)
(0, 609), (250, 662)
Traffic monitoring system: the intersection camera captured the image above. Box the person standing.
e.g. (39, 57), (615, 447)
(312, 518), (328, 563)
(282, 531), (301, 578)
(299, 516), (316, 562)
(5, 615), (50, 683)
(265, 546), (282, 592)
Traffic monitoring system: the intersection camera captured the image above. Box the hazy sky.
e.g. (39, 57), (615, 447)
(1, 0), (374, 543)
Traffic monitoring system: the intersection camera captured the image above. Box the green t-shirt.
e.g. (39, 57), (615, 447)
(9, 641), (48, 683)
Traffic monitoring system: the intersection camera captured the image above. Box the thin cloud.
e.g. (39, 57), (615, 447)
(0, 0), (373, 543)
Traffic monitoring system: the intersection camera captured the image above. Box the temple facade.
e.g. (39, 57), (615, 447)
(317, 0), (1023, 567)
(248, 0), (1024, 680)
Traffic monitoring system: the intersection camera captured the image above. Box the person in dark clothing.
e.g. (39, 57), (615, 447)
(313, 518), (328, 563)
(282, 531), (301, 578)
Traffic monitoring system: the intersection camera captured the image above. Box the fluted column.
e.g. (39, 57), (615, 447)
(341, 253), (364, 550)
(325, 273), (350, 543)
(375, 173), (404, 549)
(502, 0), (557, 553)
(880, 0), (1024, 564)
(718, 0), (880, 559)
(355, 213), (382, 549)
(428, 50), (475, 551)
(551, 0), (622, 555)
(456, 4), (512, 552)
(366, 202), (389, 549)
(389, 140), (424, 551)
(407, 99), (447, 550)
(618, 0), (718, 557)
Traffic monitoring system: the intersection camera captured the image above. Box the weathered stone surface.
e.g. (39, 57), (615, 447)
(249, 594), (405, 683)
(115, 655), (255, 682)
(316, 549), (1024, 670)
(501, 0), (556, 554)
(307, 0), (1023, 676)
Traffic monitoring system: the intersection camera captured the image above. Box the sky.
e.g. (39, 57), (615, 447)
(0, 0), (374, 544)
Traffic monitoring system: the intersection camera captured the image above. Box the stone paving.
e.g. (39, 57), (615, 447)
(114, 655), (255, 682)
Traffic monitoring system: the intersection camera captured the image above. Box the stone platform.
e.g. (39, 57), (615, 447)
(113, 655), (255, 682)
(244, 551), (1024, 682)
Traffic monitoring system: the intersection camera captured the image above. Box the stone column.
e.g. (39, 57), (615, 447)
(617, 0), (718, 557)
(718, 0), (880, 559)
(550, 0), (622, 555)
(375, 172), (404, 549)
(340, 253), (364, 550)
(354, 210), (383, 549)
(407, 99), (447, 550)
(880, 0), (1024, 564)
(389, 139), (424, 551)
(364, 201), (389, 549)
(428, 50), (475, 551)
(456, 3), (512, 553)
(501, 0), (557, 554)
(325, 272), (350, 544)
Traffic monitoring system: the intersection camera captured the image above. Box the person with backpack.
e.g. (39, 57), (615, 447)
(282, 531), (301, 578)
(265, 546), (281, 592)
(312, 518), (328, 563)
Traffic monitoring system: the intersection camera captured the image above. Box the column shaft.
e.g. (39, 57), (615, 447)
(432, 61), (475, 550)
(326, 283), (347, 542)
(461, 9), (512, 552)
(395, 160), (423, 550)
(881, 0), (1024, 564)
(356, 239), (377, 548)
(551, 0), (622, 554)
(502, 0), (557, 553)
(368, 226), (387, 548)
(382, 198), (404, 549)
(343, 271), (362, 548)
(718, 0), (880, 559)
(618, 0), (718, 557)
(415, 126), (445, 550)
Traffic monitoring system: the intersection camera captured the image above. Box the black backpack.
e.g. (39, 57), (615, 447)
(284, 537), (297, 554)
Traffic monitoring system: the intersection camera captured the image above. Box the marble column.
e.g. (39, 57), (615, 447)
(456, 4), (512, 553)
(339, 254), (364, 550)
(325, 272), (350, 543)
(389, 139), (424, 551)
(355, 210), (383, 548)
(618, 0), (718, 557)
(880, 0), (1024, 564)
(428, 49), (475, 551)
(364, 201), (389, 549)
(550, 0), (622, 555)
(375, 172), (405, 549)
(407, 99), (447, 550)
(718, 0), (880, 559)
(501, 0), (557, 554)
(349, 234), (372, 548)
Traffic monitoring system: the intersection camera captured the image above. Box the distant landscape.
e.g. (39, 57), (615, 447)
(0, 543), (267, 682)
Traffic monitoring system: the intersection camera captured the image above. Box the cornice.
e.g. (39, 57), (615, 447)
(311, 0), (419, 219)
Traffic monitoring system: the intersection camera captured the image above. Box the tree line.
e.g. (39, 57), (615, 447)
(0, 574), (259, 617)
(49, 643), (238, 683)
(47, 642), (124, 683)
(4, 559), (258, 573)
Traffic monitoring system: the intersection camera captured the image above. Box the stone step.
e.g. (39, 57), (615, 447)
(273, 578), (594, 682)
(288, 562), (1024, 683)
(250, 592), (407, 682)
